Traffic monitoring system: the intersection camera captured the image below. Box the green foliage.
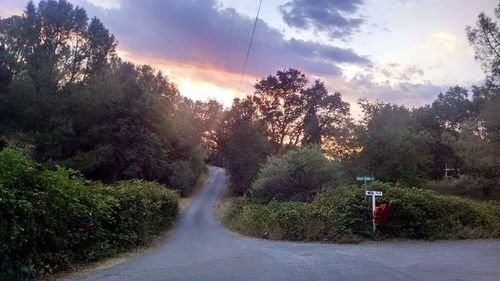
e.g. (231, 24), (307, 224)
(0, 1), (207, 195)
(223, 198), (327, 241)
(360, 182), (500, 239)
(435, 83), (500, 195)
(224, 182), (500, 243)
(431, 86), (474, 130)
(217, 98), (270, 195)
(466, 3), (500, 78)
(168, 149), (207, 197)
(356, 101), (433, 186)
(217, 9), (500, 199)
(249, 146), (347, 202)
(252, 68), (351, 150)
(425, 176), (500, 200)
(0, 148), (179, 279)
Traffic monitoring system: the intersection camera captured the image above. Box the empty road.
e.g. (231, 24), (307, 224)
(80, 167), (500, 281)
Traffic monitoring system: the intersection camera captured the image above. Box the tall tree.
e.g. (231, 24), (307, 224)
(467, 3), (500, 78)
(216, 98), (270, 195)
(0, 1), (207, 195)
(252, 68), (351, 152)
(431, 86), (473, 131)
(191, 99), (224, 152)
(357, 100), (432, 186)
(0, 0), (117, 161)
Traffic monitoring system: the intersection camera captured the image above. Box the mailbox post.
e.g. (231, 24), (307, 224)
(365, 190), (383, 232)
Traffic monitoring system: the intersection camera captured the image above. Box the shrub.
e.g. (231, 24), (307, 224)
(0, 148), (179, 279)
(167, 147), (207, 196)
(425, 176), (500, 200)
(223, 182), (500, 243)
(360, 182), (500, 239)
(168, 160), (196, 196)
(249, 146), (346, 202)
(223, 198), (320, 241)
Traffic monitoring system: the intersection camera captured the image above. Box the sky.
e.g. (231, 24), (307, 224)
(1, 0), (497, 117)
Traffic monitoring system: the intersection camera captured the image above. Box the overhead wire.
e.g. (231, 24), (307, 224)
(238, 0), (263, 91)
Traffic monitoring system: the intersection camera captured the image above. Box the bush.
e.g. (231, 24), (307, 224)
(223, 182), (500, 243)
(360, 182), (500, 239)
(0, 148), (179, 279)
(249, 146), (347, 202)
(222, 198), (325, 241)
(167, 147), (207, 196)
(425, 176), (500, 200)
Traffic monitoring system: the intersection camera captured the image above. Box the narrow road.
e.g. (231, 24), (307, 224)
(80, 167), (500, 281)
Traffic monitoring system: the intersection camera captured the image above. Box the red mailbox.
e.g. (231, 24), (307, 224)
(79, 218), (96, 233)
(372, 203), (390, 224)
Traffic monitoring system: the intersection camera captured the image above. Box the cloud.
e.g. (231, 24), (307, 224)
(85, 0), (121, 9)
(345, 72), (444, 107)
(375, 63), (425, 84)
(0, 0), (24, 17)
(430, 32), (459, 50)
(78, 0), (370, 82)
(318, 72), (446, 120)
(3, 0), (449, 113)
(279, 0), (365, 39)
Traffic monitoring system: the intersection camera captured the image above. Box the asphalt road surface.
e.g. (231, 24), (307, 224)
(80, 167), (500, 281)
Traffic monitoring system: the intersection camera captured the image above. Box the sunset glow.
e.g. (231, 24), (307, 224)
(2, 0), (497, 108)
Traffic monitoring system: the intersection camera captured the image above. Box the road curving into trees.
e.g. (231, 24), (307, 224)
(80, 167), (500, 281)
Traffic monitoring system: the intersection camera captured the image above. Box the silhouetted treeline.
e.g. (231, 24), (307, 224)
(0, 0), (214, 195)
(1, 0), (499, 199)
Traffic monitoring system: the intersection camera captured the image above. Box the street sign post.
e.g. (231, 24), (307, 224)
(365, 190), (383, 232)
(365, 191), (382, 196)
(356, 176), (374, 198)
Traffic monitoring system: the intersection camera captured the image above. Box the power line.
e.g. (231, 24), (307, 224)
(238, 0), (263, 91)
(224, 0), (236, 71)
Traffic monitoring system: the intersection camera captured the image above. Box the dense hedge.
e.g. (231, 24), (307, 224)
(0, 148), (179, 279)
(223, 182), (500, 243)
(249, 146), (347, 202)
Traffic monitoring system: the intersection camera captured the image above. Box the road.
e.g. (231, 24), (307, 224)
(80, 167), (500, 281)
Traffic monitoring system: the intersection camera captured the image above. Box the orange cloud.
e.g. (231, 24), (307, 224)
(117, 48), (253, 106)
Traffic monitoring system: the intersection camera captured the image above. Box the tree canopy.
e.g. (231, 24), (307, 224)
(252, 68), (351, 152)
(0, 0), (210, 195)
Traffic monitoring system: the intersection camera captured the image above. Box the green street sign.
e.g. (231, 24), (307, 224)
(356, 176), (374, 181)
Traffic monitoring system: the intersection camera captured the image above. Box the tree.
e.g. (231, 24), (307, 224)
(412, 104), (461, 180)
(357, 101), (432, 186)
(447, 121), (499, 195)
(301, 80), (351, 146)
(431, 86), (473, 130)
(0, 0), (116, 90)
(252, 68), (351, 152)
(0, 1), (207, 195)
(0, 45), (12, 94)
(216, 98), (270, 195)
(408, 86), (473, 179)
(445, 83), (500, 195)
(190, 99), (224, 162)
(86, 17), (117, 76)
(0, 0), (117, 162)
(467, 3), (500, 78)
